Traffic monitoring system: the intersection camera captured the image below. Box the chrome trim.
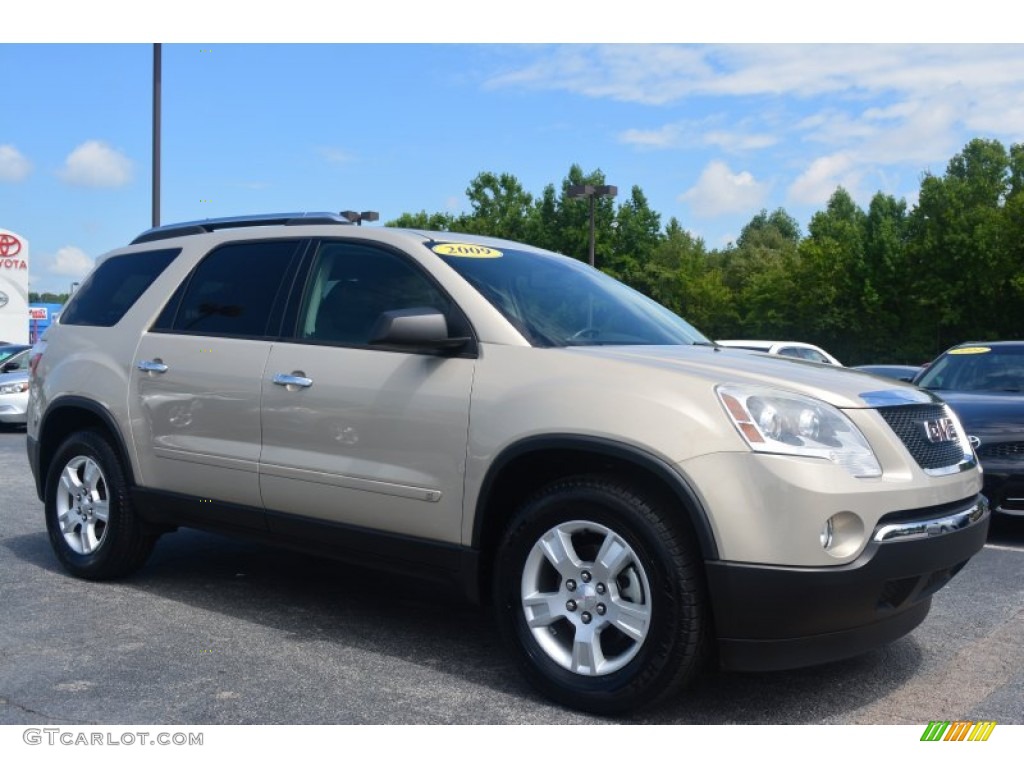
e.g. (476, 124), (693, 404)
(858, 388), (936, 407)
(873, 498), (989, 542)
(272, 373), (313, 388)
(137, 359), (169, 374)
(922, 453), (978, 476)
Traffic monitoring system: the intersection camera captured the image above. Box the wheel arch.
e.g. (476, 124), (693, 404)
(33, 396), (136, 502)
(471, 435), (719, 600)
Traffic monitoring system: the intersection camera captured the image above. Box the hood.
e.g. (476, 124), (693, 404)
(563, 344), (938, 410)
(928, 390), (1024, 442)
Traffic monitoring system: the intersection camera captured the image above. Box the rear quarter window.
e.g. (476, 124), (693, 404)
(60, 248), (180, 327)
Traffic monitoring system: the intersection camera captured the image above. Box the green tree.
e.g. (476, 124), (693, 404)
(636, 219), (733, 336)
(907, 138), (1014, 354)
(386, 210), (456, 230)
(551, 164), (619, 268)
(860, 192), (911, 361)
(608, 185), (661, 284)
(796, 188), (868, 361)
(455, 171), (534, 241)
(719, 207), (802, 339)
(28, 292), (71, 304)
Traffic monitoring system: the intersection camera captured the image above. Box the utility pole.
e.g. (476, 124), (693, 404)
(152, 44), (162, 228)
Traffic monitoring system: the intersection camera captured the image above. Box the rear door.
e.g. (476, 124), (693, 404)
(129, 239), (305, 514)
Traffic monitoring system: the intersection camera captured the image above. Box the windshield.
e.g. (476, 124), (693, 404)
(432, 243), (711, 348)
(917, 345), (1024, 392)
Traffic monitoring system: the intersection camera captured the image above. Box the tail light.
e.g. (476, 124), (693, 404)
(29, 342), (45, 377)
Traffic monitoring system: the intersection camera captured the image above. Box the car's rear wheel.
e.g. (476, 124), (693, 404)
(493, 475), (708, 714)
(44, 430), (157, 580)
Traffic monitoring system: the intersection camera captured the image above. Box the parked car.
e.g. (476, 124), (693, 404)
(0, 343), (29, 364)
(853, 364), (922, 382)
(0, 348), (30, 428)
(27, 213), (987, 713)
(717, 339), (842, 366)
(914, 341), (1024, 517)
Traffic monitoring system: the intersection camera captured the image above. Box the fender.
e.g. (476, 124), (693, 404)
(472, 434), (720, 561)
(32, 395), (137, 501)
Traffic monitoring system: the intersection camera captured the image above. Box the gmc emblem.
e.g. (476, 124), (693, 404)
(921, 417), (959, 443)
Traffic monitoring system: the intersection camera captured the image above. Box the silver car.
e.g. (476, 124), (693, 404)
(0, 348), (30, 426)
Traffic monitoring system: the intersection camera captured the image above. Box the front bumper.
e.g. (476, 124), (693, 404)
(707, 494), (989, 672)
(981, 468), (1024, 516)
(0, 403), (27, 424)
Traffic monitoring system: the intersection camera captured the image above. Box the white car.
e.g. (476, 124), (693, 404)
(717, 339), (842, 366)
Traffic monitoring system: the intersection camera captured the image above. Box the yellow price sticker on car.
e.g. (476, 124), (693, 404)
(432, 243), (503, 258)
(949, 346), (991, 355)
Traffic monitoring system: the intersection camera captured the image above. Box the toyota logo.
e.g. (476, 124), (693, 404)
(0, 234), (22, 257)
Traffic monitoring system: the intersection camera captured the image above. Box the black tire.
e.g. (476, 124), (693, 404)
(44, 430), (157, 580)
(493, 475), (709, 715)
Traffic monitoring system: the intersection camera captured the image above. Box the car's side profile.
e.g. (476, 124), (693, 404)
(27, 214), (988, 714)
(717, 339), (842, 366)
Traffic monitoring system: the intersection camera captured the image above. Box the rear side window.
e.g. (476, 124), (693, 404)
(60, 248), (180, 327)
(161, 240), (301, 338)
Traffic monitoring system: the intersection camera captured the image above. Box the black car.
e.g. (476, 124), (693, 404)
(854, 364), (923, 382)
(915, 341), (1024, 516)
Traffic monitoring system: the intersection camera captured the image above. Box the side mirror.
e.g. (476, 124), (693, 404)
(369, 307), (469, 352)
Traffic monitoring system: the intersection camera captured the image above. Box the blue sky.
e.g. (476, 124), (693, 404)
(3, 5), (1024, 294)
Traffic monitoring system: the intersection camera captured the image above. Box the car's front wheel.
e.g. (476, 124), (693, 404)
(44, 430), (157, 580)
(493, 475), (708, 714)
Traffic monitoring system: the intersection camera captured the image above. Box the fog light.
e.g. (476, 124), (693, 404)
(820, 518), (834, 549)
(820, 512), (866, 558)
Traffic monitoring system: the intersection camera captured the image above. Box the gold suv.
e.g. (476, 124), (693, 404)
(27, 213), (989, 714)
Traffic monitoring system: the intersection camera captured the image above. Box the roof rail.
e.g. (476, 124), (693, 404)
(131, 212), (356, 244)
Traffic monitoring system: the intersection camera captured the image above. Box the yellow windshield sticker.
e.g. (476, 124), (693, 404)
(949, 346), (991, 355)
(432, 243), (503, 258)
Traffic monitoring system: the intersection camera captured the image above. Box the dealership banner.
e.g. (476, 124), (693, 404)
(0, 228), (29, 345)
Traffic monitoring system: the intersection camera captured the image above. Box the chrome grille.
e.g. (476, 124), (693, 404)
(877, 404), (966, 470)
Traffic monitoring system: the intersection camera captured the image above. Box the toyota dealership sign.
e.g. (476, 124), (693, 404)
(0, 228), (29, 344)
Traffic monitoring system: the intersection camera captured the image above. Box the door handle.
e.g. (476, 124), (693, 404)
(137, 359), (169, 374)
(273, 372), (313, 388)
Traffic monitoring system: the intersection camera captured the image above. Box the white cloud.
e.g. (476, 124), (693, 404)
(493, 44), (1024, 189)
(619, 120), (776, 152)
(49, 246), (94, 278)
(619, 124), (684, 149)
(0, 145), (32, 182)
(703, 131), (777, 152)
(486, 45), (712, 106)
(59, 141), (132, 187)
(680, 161), (769, 218)
(490, 45), (1024, 105)
(788, 153), (862, 206)
(316, 147), (354, 165)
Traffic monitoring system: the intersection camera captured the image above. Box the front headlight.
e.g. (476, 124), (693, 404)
(717, 385), (881, 478)
(0, 381), (28, 394)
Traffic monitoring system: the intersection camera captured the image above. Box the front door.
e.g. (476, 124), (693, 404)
(259, 240), (474, 543)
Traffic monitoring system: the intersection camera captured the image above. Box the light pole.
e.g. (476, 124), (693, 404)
(152, 44), (161, 228)
(341, 210), (380, 226)
(568, 184), (617, 268)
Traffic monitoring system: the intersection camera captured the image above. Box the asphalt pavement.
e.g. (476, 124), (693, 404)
(1, 427), (1021, 725)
